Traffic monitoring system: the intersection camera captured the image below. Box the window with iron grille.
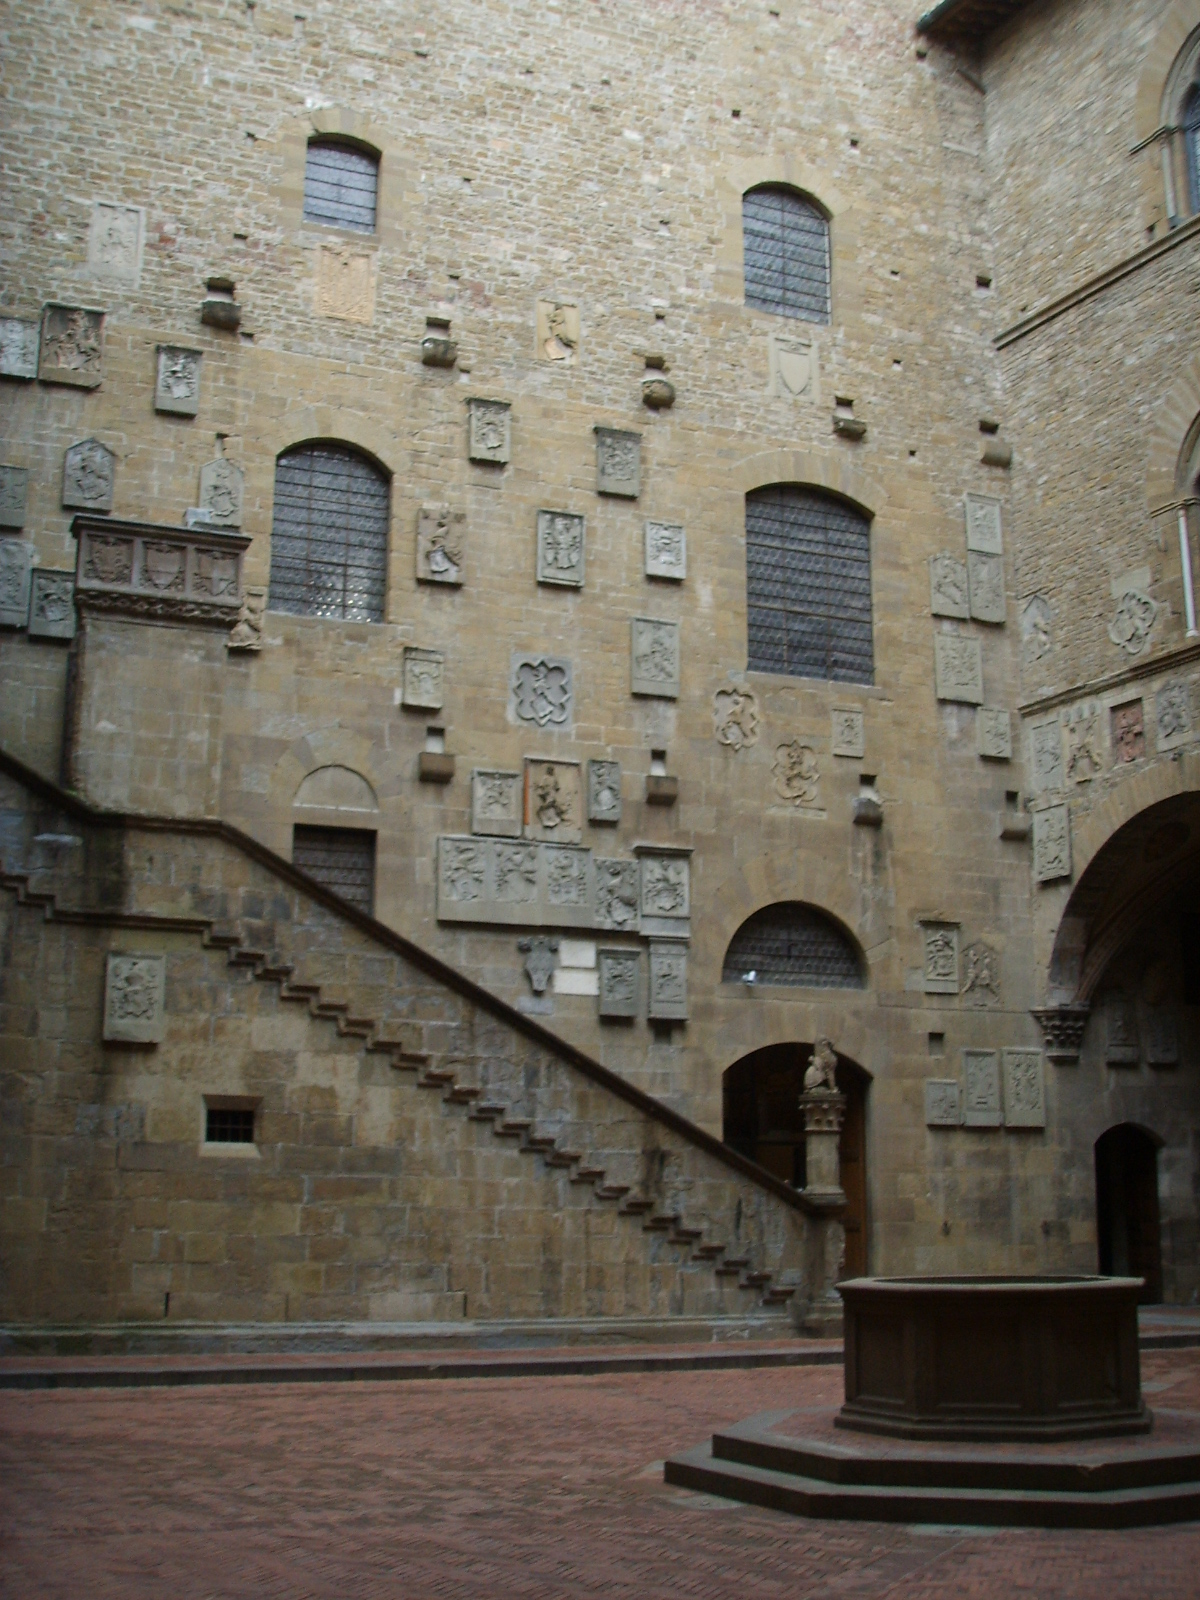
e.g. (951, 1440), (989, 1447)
(1186, 83), (1200, 213)
(723, 903), (863, 989)
(303, 138), (379, 232)
(292, 825), (376, 916)
(742, 186), (831, 324)
(205, 1105), (256, 1144)
(269, 444), (390, 623)
(746, 484), (873, 684)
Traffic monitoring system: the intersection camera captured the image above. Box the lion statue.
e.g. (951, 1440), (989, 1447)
(803, 1037), (839, 1094)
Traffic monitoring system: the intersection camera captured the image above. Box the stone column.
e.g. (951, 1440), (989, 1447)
(791, 1036), (849, 1337)
(799, 1088), (847, 1204)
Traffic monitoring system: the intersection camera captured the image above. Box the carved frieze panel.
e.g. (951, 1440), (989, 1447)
(1063, 704), (1103, 785)
(967, 551), (1005, 624)
(924, 1079), (961, 1128)
(648, 941), (688, 1021)
(545, 843), (590, 907)
(416, 502), (466, 586)
(1143, 1006), (1179, 1067)
(921, 922), (960, 994)
(0, 540), (34, 629)
(964, 493), (1003, 555)
(27, 569), (76, 640)
(1111, 699), (1145, 764)
(933, 634), (984, 704)
(631, 617), (679, 698)
(962, 1049), (1002, 1127)
(962, 941), (1000, 1006)
(645, 520), (686, 581)
(87, 202), (143, 285)
(1156, 680), (1192, 752)
(39, 304), (104, 388)
(468, 398), (511, 465)
(1028, 718), (1064, 793)
(227, 586), (266, 652)
(73, 516), (249, 626)
(929, 553), (968, 620)
(198, 458), (244, 528)
(537, 300), (579, 363)
(595, 859), (639, 931)
(471, 770), (522, 838)
(639, 852), (689, 922)
(773, 740), (820, 807)
(510, 654), (572, 729)
(768, 331), (818, 402)
(436, 835), (596, 928)
(1002, 1049), (1045, 1128)
(315, 242), (376, 323)
(976, 707), (1012, 761)
(587, 759), (622, 825)
(402, 646), (444, 711)
(154, 345), (202, 416)
(536, 510), (585, 588)
(1108, 588), (1157, 656)
(1032, 804), (1071, 884)
(713, 684), (759, 750)
(63, 438), (115, 512)
(0, 466), (28, 529)
(595, 426), (641, 498)
(598, 948), (640, 1018)
(831, 707), (865, 759)
(103, 953), (166, 1044)
(525, 759), (583, 844)
(0, 316), (39, 380)
(1104, 994), (1139, 1065)
(1021, 594), (1053, 667)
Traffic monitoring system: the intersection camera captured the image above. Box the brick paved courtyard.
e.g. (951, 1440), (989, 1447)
(2, 1348), (1199, 1598)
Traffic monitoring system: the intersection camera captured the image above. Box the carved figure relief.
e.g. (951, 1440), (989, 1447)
(1032, 804), (1071, 883)
(595, 427), (641, 498)
(87, 202), (142, 284)
(925, 1079), (961, 1127)
(1002, 1049), (1045, 1128)
(967, 551), (1005, 624)
(0, 316), (39, 380)
(768, 331), (817, 402)
(1063, 705), (1103, 785)
(587, 759), (621, 824)
(468, 398), (511, 465)
(494, 842), (538, 902)
(27, 570), (76, 640)
(598, 948), (640, 1018)
(648, 942), (688, 1021)
(511, 655), (572, 728)
(1029, 719), (1064, 793)
(62, 438), (115, 512)
(0, 540), (34, 628)
(0, 466), (28, 529)
(929, 553), (969, 620)
(640, 855), (689, 919)
(933, 634), (984, 704)
(518, 936), (559, 994)
(315, 242), (375, 323)
(226, 586), (266, 652)
(1021, 594), (1053, 666)
(831, 707), (865, 759)
(804, 1038), (839, 1094)
(976, 707), (1012, 761)
(525, 759), (582, 844)
(713, 684), (760, 751)
(440, 838), (486, 902)
(545, 846), (588, 905)
(536, 510), (585, 588)
(595, 859), (639, 930)
(964, 494), (1003, 555)
(536, 300), (579, 363)
(1104, 994), (1139, 1065)
(645, 520), (686, 581)
(631, 617), (680, 698)
(103, 953), (166, 1044)
(1111, 700), (1145, 764)
(198, 458), (244, 528)
(39, 305), (104, 388)
(962, 1049), (1002, 1127)
(1108, 589), (1157, 656)
(83, 534), (134, 586)
(141, 542), (186, 593)
(921, 923), (960, 994)
(962, 941), (1000, 1006)
(773, 740), (820, 807)
(154, 345), (202, 416)
(416, 503), (466, 586)
(471, 770), (522, 838)
(402, 647), (444, 711)
(1156, 680), (1192, 751)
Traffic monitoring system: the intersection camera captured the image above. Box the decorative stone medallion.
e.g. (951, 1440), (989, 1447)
(416, 502), (466, 585)
(468, 398), (511, 465)
(62, 438), (116, 512)
(103, 953), (166, 1044)
(471, 771), (522, 838)
(976, 707), (1012, 761)
(587, 759), (622, 824)
(155, 345), (202, 416)
(1002, 1049), (1045, 1128)
(536, 510), (586, 588)
(929, 554), (968, 620)
(87, 202), (143, 285)
(198, 458), (245, 529)
(537, 300), (579, 363)
(1108, 589), (1157, 656)
(0, 540), (35, 628)
(525, 759), (583, 844)
(1032, 804), (1071, 883)
(27, 569), (76, 640)
(510, 654), (572, 729)
(0, 465), (28, 529)
(0, 316), (39, 380)
(39, 304), (104, 388)
(773, 740), (820, 807)
(402, 646), (444, 711)
(964, 493), (1003, 555)
(645, 520), (686, 581)
(967, 551), (1005, 624)
(933, 634), (984, 705)
(962, 1049), (1002, 1127)
(831, 707), (865, 759)
(713, 684), (759, 750)
(648, 941), (688, 1021)
(598, 948), (640, 1018)
(631, 617), (680, 698)
(921, 922), (960, 994)
(1111, 699), (1145, 764)
(924, 1079), (961, 1128)
(595, 426), (641, 498)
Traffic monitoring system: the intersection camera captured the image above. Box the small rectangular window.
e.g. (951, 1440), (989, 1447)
(303, 139), (379, 233)
(205, 1105), (256, 1144)
(293, 825), (376, 915)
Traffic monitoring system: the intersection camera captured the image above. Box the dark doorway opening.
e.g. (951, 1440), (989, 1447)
(722, 1042), (870, 1277)
(1095, 1124), (1162, 1304)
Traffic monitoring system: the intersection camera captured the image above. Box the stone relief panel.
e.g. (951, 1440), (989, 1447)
(437, 837), (601, 928)
(962, 1049), (1002, 1128)
(1108, 589), (1157, 656)
(598, 948), (640, 1018)
(62, 438), (115, 512)
(831, 707), (865, 759)
(976, 707), (1012, 761)
(921, 922), (960, 994)
(595, 859), (640, 931)
(545, 844), (590, 908)
(933, 634), (984, 705)
(103, 953), (166, 1044)
(1021, 594), (1053, 667)
(1104, 994), (1139, 1065)
(1032, 804), (1071, 884)
(80, 530), (134, 587)
(1111, 699), (1145, 764)
(964, 494), (1003, 555)
(227, 587), (266, 652)
(1028, 718), (1064, 793)
(315, 242), (375, 323)
(416, 502), (466, 586)
(962, 941), (1000, 1007)
(1156, 680), (1192, 752)
(468, 398), (511, 465)
(154, 345), (202, 417)
(0, 465), (28, 529)
(27, 570), (76, 640)
(773, 740), (820, 807)
(471, 770), (522, 838)
(0, 540), (34, 629)
(525, 759), (583, 844)
(1002, 1049), (1045, 1129)
(924, 1079), (961, 1128)
(510, 654), (572, 729)
(87, 202), (143, 284)
(640, 854), (689, 922)
(631, 617), (680, 698)
(1063, 704), (1103, 785)
(1143, 1005), (1179, 1067)
(768, 331), (818, 402)
(0, 316), (39, 380)
(587, 759), (622, 825)
(537, 300), (579, 363)
(39, 305), (104, 388)
(402, 646), (444, 711)
(518, 936), (559, 994)
(967, 551), (1005, 624)
(645, 520), (686, 581)
(595, 427), (641, 498)
(929, 553), (969, 620)
(492, 841), (540, 906)
(198, 458), (244, 528)
(648, 941), (688, 1021)
(713, 684), (760, 750)
(536, 510), (586, 588)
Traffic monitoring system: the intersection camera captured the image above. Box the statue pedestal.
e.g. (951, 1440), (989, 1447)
(800, 1089), (846, 1203)
(793, 1090), (848, 1337)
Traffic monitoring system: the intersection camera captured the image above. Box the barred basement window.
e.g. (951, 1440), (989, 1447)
(292, 825), (376, 916)
(303, 138), (379, 232)
(723, 903), (864, 989)
(742, 186), (831, 324)
(205, 1106), (256, 1144)
(269, 443), (390, 623)
(746, 484), (873, 684)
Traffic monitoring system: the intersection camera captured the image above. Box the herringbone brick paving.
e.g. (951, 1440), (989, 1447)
(2, 1348), (1198, 1598)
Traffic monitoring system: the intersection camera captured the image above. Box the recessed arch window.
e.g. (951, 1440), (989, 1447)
(303, 137), (379, 232)
(269, 443), (390, 623)
(746, 484), (873, 683)
(1185, 81), (1200, 215)
(742, 186), (831, 324)
(722, 903), (864, 988)
(1162, 28), (1200, 221)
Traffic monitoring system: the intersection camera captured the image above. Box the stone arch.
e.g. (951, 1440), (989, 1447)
(272, 105), (409, 247)
(263, 728), (397, 850)
(1133, 2), (1200, 228)
(722, 901), (865, 988)
(731, 448), (884, 521)
(293, 765), (379, 812)
(1146, 354), (1200, 507)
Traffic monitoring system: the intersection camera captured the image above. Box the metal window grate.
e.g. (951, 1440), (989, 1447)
(292, 825), (376, 915)
(742, 187), (831, 323)
(206, 1106), (255, 1144)
(746, 484), (873, 683)
(303, 140), (379, 232)
(269, 444), (390, 623)
(1186, 83), (1200, 214)
(722, 903), (863, 989)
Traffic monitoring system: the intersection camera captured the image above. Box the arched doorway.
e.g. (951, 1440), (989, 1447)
(722, 1042), (870, 1277)
(1095, 1124), (1163, 1303)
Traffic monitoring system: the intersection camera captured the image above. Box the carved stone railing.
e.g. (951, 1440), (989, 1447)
(72, 514), (251, 627)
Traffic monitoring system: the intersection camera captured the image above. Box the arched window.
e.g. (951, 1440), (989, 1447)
(722, 903), (864, 988)
(742, 186), (831, 324)
(746, 484), (873, 683)
(1161, 28), (1200, 221)
(269, 443), (390, 623)
(1185, 82), (1200, 215)
(303, 138), (379, 232)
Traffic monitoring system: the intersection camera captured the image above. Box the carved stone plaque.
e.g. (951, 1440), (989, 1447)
(773, 740), (820, 807)
(964, 493), (1003, 555)
(962, 1049), (1002, 1127)
(962, 941), (1000, 1006)
(0, 466), (28, 529)
(598, 948), (640, 1018)
(595, 859), (639, 931)
(639, 853), (689, 922)
(1108, 589), (1157, 656)
(154, 345), (202, 417)
(537, 510), (585, 588)
(933, 634), (984, 704)
(645, 520), (686, 581)
(1032, 804), (1071, 883)
(402, 646), (444, 710)
(1111, 699), (1145, 764)
(27, 569), (76, 640)
(87, 202), (143, 285)
(921, 922), (960, 994)
(468, 398), (511, 465)
(714, 684), (760, 750)
(925, 1079), (961, 1128)
(198, 458), (244, 529)
(315, 242), (376, 324)
(929, 553), (968, 620)
(967, 551), (1005, 624)
(1063, 704), (1103, 785)
(976, 707), (1012, 761)
(63, 439), (115, 512)
(588, 759), (621, 825)
(631, 617), (680, 698)
(537, 300), (579, 363)
(1021, 594), (1053, 666)
(545, 843), (590, 908)
(0, 540), (34, 629)
(416, 502), (466, 586)
(1002, 1049), (1045, 1128)
(39, 305), (104, 388)
(595, 427), (641, 498)
(471, 770), (522, 838)
(510, 654), (572, 729)
(1156, 680), (1192, 752)
(1028, 719), (1063, 793)
(103, 953), (166, 1044)
(0, 316), (39, 380)
(437, 836), (596, 928)
(768, 331), (817, 402)
(227, 586), (266, 652)
(831, 707), (865, 759)
(525, 759), (583, 844)
(1104, 994), (1139, 1065)
(648, 941), (688, 1021)
(1143, 1006), (1179, 1067)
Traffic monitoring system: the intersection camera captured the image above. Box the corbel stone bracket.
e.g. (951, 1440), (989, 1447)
(1030, 1003), (1091, 1064)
